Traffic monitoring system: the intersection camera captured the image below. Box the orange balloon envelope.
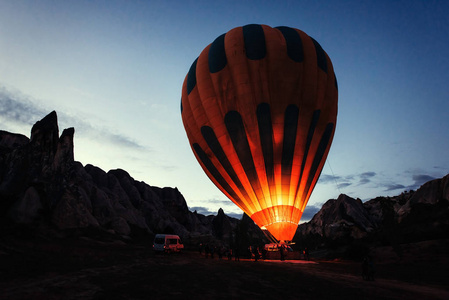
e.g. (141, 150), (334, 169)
(181, 24), (338, 241)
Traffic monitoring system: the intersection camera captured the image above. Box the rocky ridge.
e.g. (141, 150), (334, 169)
(294, 175), (449, 254)
(1, 111), (266, 244)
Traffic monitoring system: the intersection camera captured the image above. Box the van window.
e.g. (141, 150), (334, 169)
(154, 237), (165, 244)
(168, 238), (179, 244)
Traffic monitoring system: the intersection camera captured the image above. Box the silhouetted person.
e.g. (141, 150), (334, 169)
(228, 249), (233, 260)
(234, 248), (240, 261)
(253, 247), (260, 262)
(304, 247), (309, 261)
(280, 244), (285, 261)
(362, 255), (375, 281)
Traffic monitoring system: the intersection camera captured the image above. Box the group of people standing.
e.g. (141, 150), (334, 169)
(199, 243), (240, 261)
(198, 243), (311, 261)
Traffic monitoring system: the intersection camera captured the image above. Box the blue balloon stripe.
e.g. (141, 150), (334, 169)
(192, 143), (241, 203)
(201, 126), (250, 200)
(209, 33), (227, 73)
(243, 24), (266, 60)
(311, 38), (328, 73)
(298, 110), (321, 188)
(256, 103), (275, 187)
(187, 58), (198, 95)
(303, 123), (334, 199)
(225, 111), (262, 196)
(276, 26), (304, 62)
(281, 105), (300, 187)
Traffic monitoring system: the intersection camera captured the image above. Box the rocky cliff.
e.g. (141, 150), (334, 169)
(0, 111), (252, 243)
(294, 175), (449, 252)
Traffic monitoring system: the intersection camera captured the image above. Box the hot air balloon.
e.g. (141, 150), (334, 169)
(181, 24), (338, 242)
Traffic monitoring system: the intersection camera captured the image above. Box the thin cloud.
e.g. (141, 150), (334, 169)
(318, 174), (341, 184)
(227, 212), (244, 219)
(407, 174), (436, 191)
(433, 166), (449, 172)
(301, 205), (321, 221)
(361, 172), (376, 177)
(138, 160), (176, 174)
(380, 173), (436, 192)
(201, 198), (234, 208)
(93, 130), (145, 150)
(384, 183), (406, 191)
(412, 174), (435, 185)
(359, 171), (376, 185)
(359, 178), (371, 185)
(0, 88), (46, 125)
(0, 86), (146, 151)
(319, 171), (377, 191)
(319, 173), (358, 189)
(338, 182), (352, 189)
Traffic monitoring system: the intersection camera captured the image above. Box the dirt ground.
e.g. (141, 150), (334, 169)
(1, 236), (448, 300)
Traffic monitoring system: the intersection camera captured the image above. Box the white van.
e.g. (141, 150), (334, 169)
(153, 234), (184, 253)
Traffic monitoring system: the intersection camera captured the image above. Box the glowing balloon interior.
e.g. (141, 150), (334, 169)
(181, 24), (338, 241)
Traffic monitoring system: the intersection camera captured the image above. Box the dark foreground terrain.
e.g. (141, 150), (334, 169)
(1, 235), (448, 300)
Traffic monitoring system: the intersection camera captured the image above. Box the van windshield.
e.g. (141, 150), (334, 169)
(154, 238), (165, 244)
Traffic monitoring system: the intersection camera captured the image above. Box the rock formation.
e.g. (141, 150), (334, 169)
(1, 111), (246, 242)
(295, 175), (449, 251)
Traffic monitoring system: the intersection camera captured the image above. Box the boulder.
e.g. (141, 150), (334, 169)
(7, 186), (42, 224)
(110, 217), (131, 236)
(51, 186), (99, 229)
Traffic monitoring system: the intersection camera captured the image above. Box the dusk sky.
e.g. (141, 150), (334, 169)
(1, 0), (448, 221)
